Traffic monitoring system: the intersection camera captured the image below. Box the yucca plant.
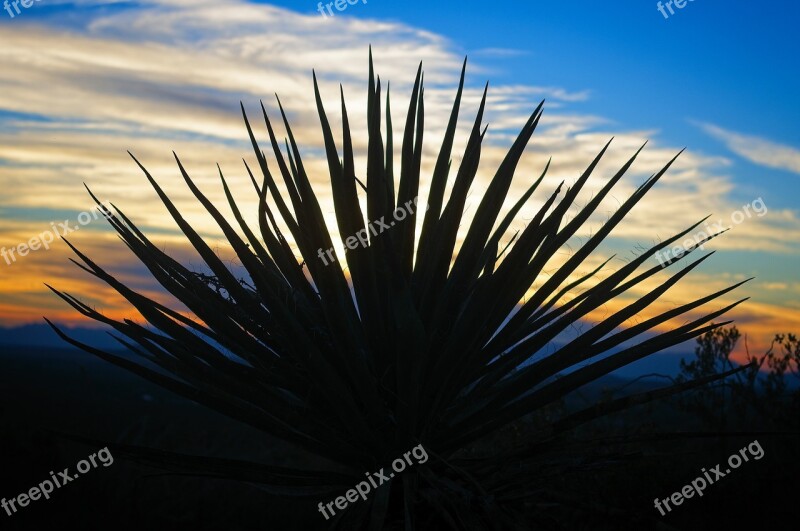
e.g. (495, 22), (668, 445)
(48, 50), (752, 529)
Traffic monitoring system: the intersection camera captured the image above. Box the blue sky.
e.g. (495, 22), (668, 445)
(0, 0), (798, 359)
(267, 0), (800, 207)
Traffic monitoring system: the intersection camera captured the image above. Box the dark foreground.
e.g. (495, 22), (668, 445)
(1, 345), (797, 530)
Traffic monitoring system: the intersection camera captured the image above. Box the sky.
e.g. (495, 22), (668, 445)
(0, 0), (798, 361)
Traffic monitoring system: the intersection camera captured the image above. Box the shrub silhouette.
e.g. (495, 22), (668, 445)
(47, 50), (752, 529)
(677, 325), (800, 431)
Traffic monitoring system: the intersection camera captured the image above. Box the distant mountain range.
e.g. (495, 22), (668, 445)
(0, 323), (122, 350)
(0, 322), (691, 377)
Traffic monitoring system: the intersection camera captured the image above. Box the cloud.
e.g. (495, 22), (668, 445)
(696, 121), (800, 175)
(472, 48), (529, 58)
(0, 0), (797, 340)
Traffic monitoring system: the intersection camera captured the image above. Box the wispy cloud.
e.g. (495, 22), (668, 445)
(0, 0), (797, 348)
(472, 47), (529, 58)
(695, 121), (800, 175)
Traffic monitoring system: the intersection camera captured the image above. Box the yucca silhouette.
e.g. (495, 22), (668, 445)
(48, 50), (751, 529)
